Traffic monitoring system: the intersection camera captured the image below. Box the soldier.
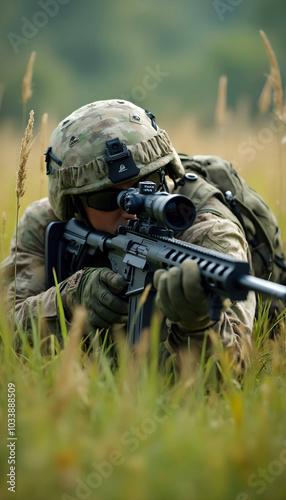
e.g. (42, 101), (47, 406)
(1, 99), (255, 371)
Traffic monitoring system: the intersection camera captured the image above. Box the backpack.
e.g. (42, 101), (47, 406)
(175, 154), (286, 286)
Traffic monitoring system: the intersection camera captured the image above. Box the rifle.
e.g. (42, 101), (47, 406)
(45, 181), (286, 344)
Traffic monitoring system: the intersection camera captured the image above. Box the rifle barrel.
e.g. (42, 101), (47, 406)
(238, 275), (286, 301)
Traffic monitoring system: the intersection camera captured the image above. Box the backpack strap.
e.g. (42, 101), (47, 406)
(174, 171), (245, 231)
(175, 172), (224, 210)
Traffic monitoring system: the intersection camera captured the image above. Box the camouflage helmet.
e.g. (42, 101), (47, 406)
(45, 99), (184, 221)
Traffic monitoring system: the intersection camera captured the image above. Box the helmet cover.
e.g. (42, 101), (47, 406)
(46, 99), (184, 220)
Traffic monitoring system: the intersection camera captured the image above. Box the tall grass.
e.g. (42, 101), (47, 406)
(0, 300), (286, 500)
(21, 52), (36, 129)
(215, 75), (228, 127)
(1, 211), (6, 262)
(259, 30), (286, 220)
(13, 110), (34, 321)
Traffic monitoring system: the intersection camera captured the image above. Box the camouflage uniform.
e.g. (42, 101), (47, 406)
(1, 99), (255, 368)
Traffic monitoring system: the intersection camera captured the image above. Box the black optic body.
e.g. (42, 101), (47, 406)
(117, 181), (196, 231)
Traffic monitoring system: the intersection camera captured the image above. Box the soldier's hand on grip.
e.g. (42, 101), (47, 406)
(71, 267), (128, 329)
(154, 260), (210, 330)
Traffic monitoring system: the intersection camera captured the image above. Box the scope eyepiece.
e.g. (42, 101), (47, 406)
(117, 182), (196, 231)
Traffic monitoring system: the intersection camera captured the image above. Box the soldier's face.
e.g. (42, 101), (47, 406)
(82, 180), (137, 235)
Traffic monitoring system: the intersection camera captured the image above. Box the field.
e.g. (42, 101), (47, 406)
(1, 58), (286, 500)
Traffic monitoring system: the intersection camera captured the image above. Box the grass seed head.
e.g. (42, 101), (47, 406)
(16, 110), (34, 202)
(215, 75), (228, 126)
(259, 30), (284, 119)
(22, 51), (36, 105)
(258, 72), (273, 114)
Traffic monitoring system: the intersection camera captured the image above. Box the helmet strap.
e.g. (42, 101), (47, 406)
(44, 146), (62, 175)
(145, 109), (157, 130)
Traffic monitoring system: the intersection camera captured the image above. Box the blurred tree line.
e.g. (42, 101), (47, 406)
(0, 0), (285, 128)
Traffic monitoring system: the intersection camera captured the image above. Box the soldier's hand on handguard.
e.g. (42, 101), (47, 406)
(65, 267), (129, 330)
(154, 260), (211, 332)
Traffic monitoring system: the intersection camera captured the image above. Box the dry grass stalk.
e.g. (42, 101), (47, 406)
(40, 112), (48, 198)
(260, 30), (285, 227)
(13, 110), (35, 321)
(259, 30), (283, 119)
(215, 75), (228, 127)
(138, 282), (152, 309)
(22, 51), (36, 128)
(16, 110), (34, 205)
(129, 283), (152, 337)
(51, 306), (87, 417)
(22, 51), (36, 105)
(1, 211), (7, 261)
(2, 211), (6, 231)
(258, 73), (273, 114)
(0, 84), (5, 110)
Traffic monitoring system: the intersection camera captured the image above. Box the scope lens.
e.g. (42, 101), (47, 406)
(163, 198), (196, 230)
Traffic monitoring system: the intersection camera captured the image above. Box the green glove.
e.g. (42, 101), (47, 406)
(153, 260), (210, 330)
(66, 267), (128, 329)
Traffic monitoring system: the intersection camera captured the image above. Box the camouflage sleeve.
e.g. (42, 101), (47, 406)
(0, 198), (66, 341)
(164, 197), (256, 372)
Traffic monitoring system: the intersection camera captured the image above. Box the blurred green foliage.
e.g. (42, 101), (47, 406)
(1, 0), (285, 128)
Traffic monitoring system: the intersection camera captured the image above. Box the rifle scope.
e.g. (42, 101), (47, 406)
(117, 181), (196, 231)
